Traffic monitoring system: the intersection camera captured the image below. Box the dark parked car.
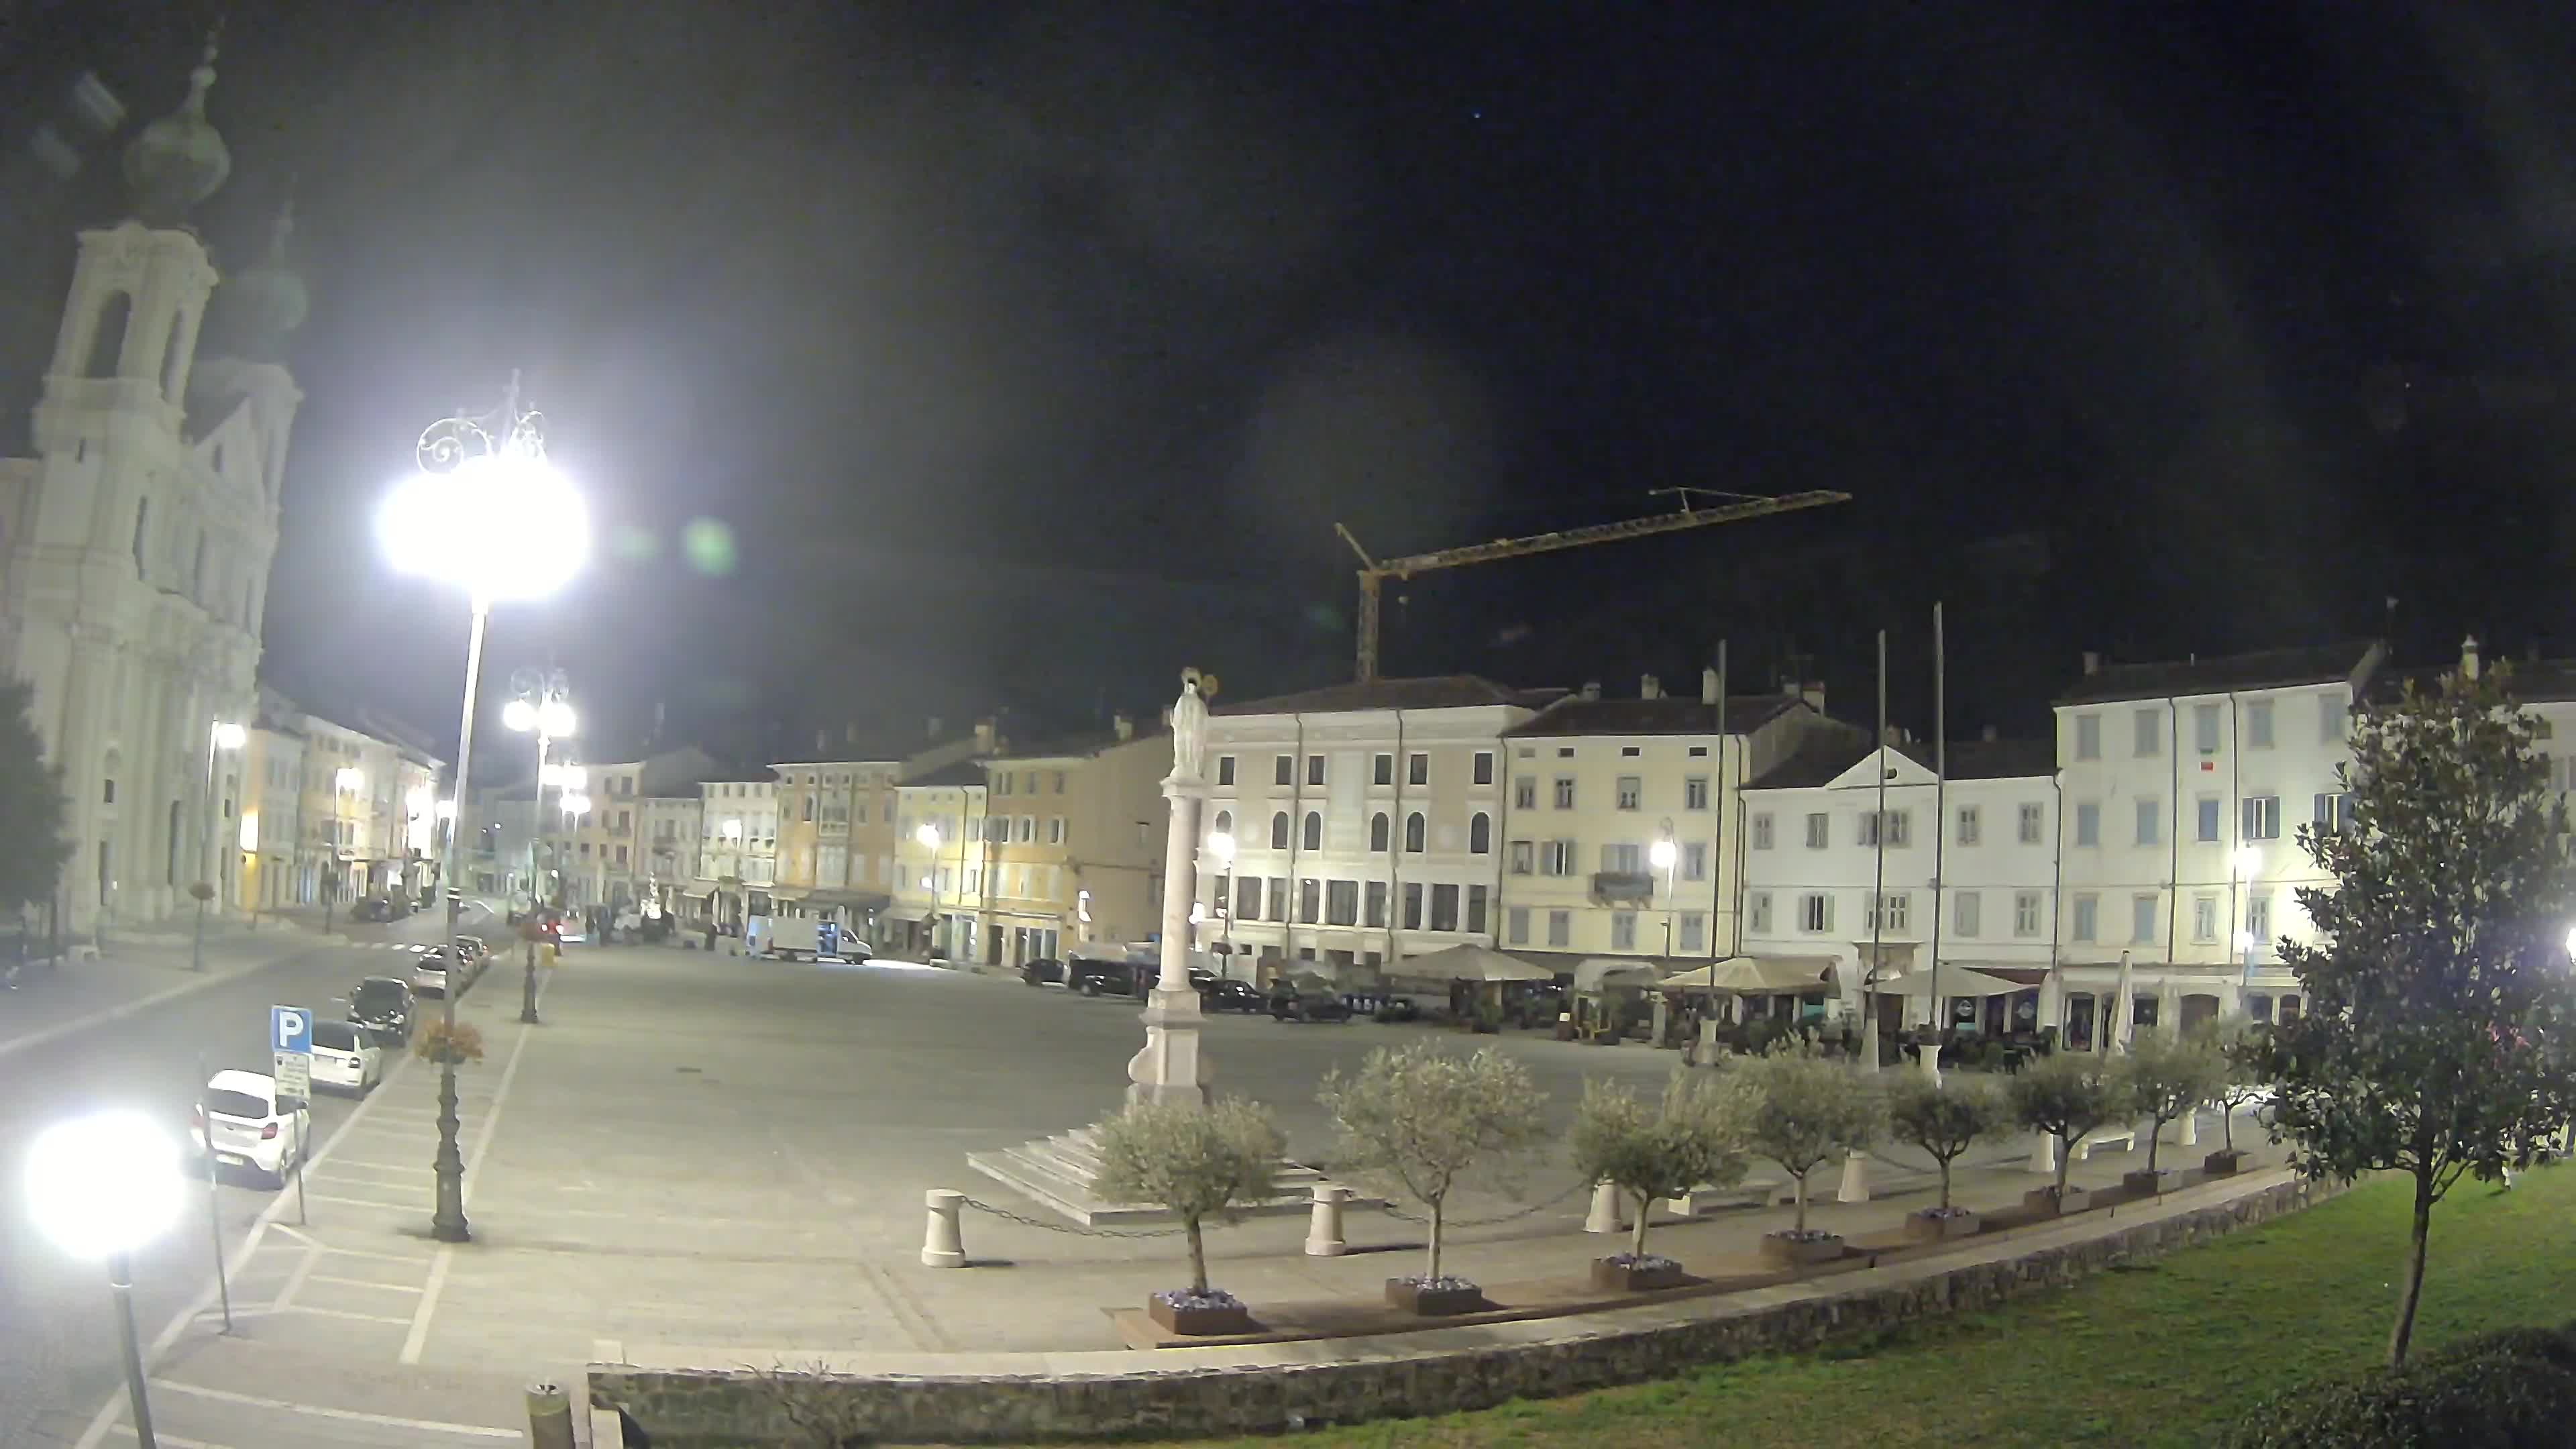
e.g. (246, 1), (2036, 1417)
(1021, 957), (1065, 986)
(1271, 989), (1354, 1023)
(351, 896), (408, 923)
(347, 975), (414, 1045)
(1068, 956), (1148, 997)
(1197, 978), (1267, 1014)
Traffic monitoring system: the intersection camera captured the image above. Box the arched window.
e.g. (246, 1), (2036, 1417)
(1270, 812), (1289, 850)
(1302, 811), (1322, 851)
(1212, 809), (1232, 838)
(131, 496), (150, 576)
(1370, 812), (1390, 851)
(1405, 812), (1426, 853)
(1470, 812), (1492, 854)
(87, 293), (130, 378)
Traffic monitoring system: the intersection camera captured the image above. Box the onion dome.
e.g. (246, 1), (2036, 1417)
(121, 36), (230, 227)
(215, 198), (309, 361)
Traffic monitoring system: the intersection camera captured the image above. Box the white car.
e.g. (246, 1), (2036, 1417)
(309, 1018), (383, 1093)
(191, 1069), (311, 1187)
(411, 945), (455, 996)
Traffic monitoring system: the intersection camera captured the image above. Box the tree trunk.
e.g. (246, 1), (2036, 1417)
(2222, 1100), (2235, 1152)
(1185, 1216), (1209, 1297)
(2145, 1112), (2162, 1175)
(1792, 1170), (1809, 1233)
(2387, 1170), (2435, 1368)
(2054, 1131), (2074, 1196)
(1937, 1157), (1953, 1213)
(1629, 1194), (1650, 1260)
(1426, 1199), (1445, 1281)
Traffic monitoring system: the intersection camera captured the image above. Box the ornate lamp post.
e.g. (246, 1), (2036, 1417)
(27, 1110), (184, 1447)
(376, 376), (588, 1244)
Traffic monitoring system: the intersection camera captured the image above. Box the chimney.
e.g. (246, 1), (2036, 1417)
(2461, 634), (2481, 680)
(2082, 651), (2101, 676)
(1881, 723), (1903, 747)
(1580, 680), (1601, 701)
(973, 717), (996, 753)
(926, 715), (944, 741)
(1701, 667), (1719, 705)
(815, 728), (827, 754)
(1982, 724), (1998, 743)
(1640, 674), (1661, 700)
(1113, 713), (1135, 741)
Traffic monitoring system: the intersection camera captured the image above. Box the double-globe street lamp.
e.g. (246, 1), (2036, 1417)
(27, 1110), (186, 1448)
(192, 720), (247, 971)
(377, 376), (587, 1244)
(502, 672), (575, 1023)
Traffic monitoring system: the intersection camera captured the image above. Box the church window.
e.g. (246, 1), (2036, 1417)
(87, 293), (130, 378)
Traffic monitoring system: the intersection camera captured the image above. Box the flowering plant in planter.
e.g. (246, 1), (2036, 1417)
(411, 1018), (484, 1067)
(1094, 1097), (1286, 1335)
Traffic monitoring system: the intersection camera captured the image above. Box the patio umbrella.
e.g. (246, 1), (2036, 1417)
(2109, 952), (2136, 1055)
(1878, 965), (2025, 998)
(1574, 957), (1666, 994)
(1401, 943), (1558, 982)
(1659, 956), (1836, 994)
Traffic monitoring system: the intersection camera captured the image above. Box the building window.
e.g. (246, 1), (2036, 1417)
(1955, 806), (1980, 846)
(1299, 878), (1322, 924)
(1217, 755), (1236, 786)
(1858, 810), (1911, 847)
(2241, 795), (2282, 841)
(1466, 883), (1487, 934)
(1326, 879), (1358, 926)
(1610, 911), (1637, 951)
(1541, 839), (1576, 875)
(2192, 894), (2218, 943)
(1508, 839), (1533, 875)
(2320, 695), (2347, 743)
(1274, 755), (1293, 786)
(1954, 890), (1980, 936)
(2075, 801), (2100, 847)
(2196, 796), (2220, 843)
(1866, 890), (1910, 932)
(1408, 753), (1429, 787)
(1271, 812), (1290, 850)
(2075, 714), (2101, 761)
(1548, 909), (1571, 947)
(1752, 812), (1774, 849)
(2245, 893), (2272, 953)
(2134, 708), (2161, 757)
(1307, 754), (1326, 786)
(2246, 701), (2274, 748)
(2014, 891), (2042, 937)
(2073, 894), (2098, 942)
(1684, 776), (1709, 810)
(1615, 775), (1642, 811)
(2018, 802), (2043, 844)
(1680, 841), (1707, 881)
(1749, 892), (1772, 933)
(1237, 877), (1263, 920)
(1553, 777), (1576, 809)
(1212, 876), (1230, 914)
(1805, 812), (1828, 849)
(1513, 777), (1536, 810)
(1473, 751), (1494, 786)
(1469, 812), (1491, 853)
(2313, 792), (2355, 833)
(1300, 811), (1322, 851)
(1507, 906), (1530, 945)
(2135, 798), (2159, 847)
(1049, 817), (1065, 844)
(1373, 753), (1393, 786)
(1678, 911), (1705, 953)
(1370, 812), (1391, 851)
(1404, 812), (1426, 852)
(2194, 703), (2220, 753)
(1601, 842), (1644, 873)
(1621, 745), (1641, 757)
(1799, 892), (1832, 932)
(995, 773), (1012, 798)
(1403, 882), (1424, 930)
(2131, 894), (2157, 944)
(1364, 879), (1388, 927)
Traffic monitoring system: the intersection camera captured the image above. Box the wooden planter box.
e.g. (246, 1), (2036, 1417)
(2023, 1186), (2096, 1217)
(2203, 1148), (2245, 1178)
(1760, 1232), (1845, 1268)
(1145, 1295), (1254, 1337)
(1903, 1208), (1982, 1243)
(1384, 1278), (1483, 1316)
(1589, 1256), (1686, 1293)
(2122, 1169), (2178, 1197)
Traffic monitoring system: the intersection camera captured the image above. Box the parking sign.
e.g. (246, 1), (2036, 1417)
(271, 1004), (312, 1104)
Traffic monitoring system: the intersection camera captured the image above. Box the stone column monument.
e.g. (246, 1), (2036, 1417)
(1126, 672), (1214, 1106)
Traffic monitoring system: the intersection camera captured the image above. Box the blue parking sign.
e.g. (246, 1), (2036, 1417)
(272, 1004), (313, 1102)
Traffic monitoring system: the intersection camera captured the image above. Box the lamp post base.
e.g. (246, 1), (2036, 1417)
(108, 1252), (158, 1448)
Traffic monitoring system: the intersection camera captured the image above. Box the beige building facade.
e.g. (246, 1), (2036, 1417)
(973, 720), (1169, 969)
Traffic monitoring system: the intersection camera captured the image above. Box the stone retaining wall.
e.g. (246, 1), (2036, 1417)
(590, 1172), (2343, 1447)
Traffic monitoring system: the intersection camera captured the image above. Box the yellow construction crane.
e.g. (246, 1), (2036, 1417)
(1334, 488), (1851, 682)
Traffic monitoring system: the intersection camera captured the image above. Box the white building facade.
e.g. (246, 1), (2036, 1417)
(694, 773), (778, 927)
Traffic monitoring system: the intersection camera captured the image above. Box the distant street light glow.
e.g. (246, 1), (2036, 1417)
(914, 823), (941, 849)
(209, 721), (246, 751)
(335, 766), (362, 792)
(1649, 838), (1678, 871)
(501, 698), (537, 732)
(1207, 830), (1236, 865)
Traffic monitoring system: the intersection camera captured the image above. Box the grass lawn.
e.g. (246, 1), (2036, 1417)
(1162, 1165), (2576, 1449)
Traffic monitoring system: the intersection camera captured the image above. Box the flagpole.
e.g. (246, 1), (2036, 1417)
(1930, 602), (1947, 1041)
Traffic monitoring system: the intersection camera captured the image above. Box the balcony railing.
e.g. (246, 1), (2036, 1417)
(1590, 870), (1655, 904)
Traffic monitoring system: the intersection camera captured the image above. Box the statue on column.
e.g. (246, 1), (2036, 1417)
(1169, 668), (1214, 784)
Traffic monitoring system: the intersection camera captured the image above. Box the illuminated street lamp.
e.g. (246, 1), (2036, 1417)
(194, 720), (247, 971)
(27, 1110), (184, 1448)
(1650, 820), (1679, 959)
(377, 374), (588, 1245)
(1207, 830), (1237, 961)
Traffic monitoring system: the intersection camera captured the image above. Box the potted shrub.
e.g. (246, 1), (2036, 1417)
(1726, 1039), (1883, 1267)
(2120, 1032), (2224, 1194)
(2204, 1024), (2267, 1176)
(1569, 1072), (1745, 1291)
(1887, 1075), (2006, 1242)
(1320, 1042), (1548, 1316)
(1093, 1097), (1287, 1336)
(2009, 1052), (2127, 1215)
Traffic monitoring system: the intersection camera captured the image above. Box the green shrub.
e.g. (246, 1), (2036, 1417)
(2224, 1322), (2576, 1448)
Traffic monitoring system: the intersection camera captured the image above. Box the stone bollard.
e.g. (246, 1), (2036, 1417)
(922, 1189), (967, 1268)
(2177, 1108), (2198, 1148)
(1304, 1184), (1352, 1256)
(525, 1381), (576, 1449)
(1584, 1180), (1625, 1234)
(1917, 1042), (1943, 1087)
(1835, 1148), (1870, 1203)
(2029, 1129), (2060, 1177)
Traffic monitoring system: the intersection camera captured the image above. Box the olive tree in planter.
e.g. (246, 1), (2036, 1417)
(1568, 1072), (1746, 1291)
(1093, 1097), (1287, 1336)
(2009, 1051), (2128, 1214)
(2120, 1031), (2224, 1193)
(2205, 1025), (2268, 1175)
(1319, 1042), (1549, 1316)
(1725, 1038), (1884, 1267)
(1886, 1075), (2006, 1242)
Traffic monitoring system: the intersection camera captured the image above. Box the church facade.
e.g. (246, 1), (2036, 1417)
(0, 42), (306, 934)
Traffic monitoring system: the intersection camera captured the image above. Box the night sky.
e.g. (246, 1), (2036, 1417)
(8, 2), (2576, 767)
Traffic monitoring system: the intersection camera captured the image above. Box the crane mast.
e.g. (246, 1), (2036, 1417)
(1336, 488), (1851, 682)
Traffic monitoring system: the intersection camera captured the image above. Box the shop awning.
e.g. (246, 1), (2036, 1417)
(1662, 955), (1838, 993)
(801, 890), (891, 912)
(881, 906), (933, 924)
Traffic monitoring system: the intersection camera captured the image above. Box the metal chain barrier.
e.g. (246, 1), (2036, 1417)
(955, 1194), (1193, 1239)
(1372, 1176), (1595, 1229)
